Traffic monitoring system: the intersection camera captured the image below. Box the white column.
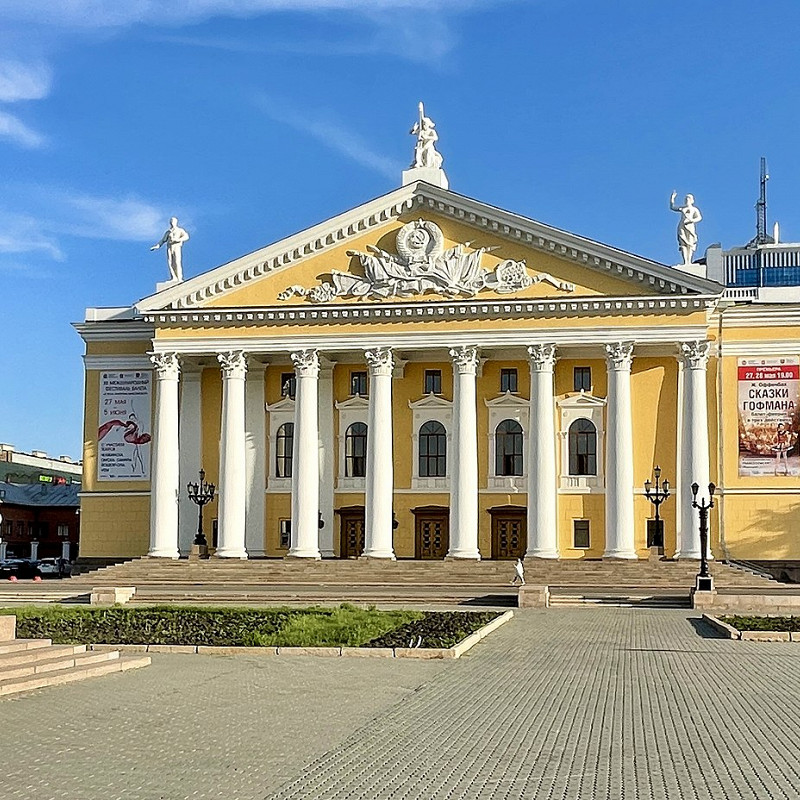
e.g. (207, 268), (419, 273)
(448, 346), (481, 559)
(363, 347), (395, 559)
(178, 370), (202, 555)
(318, 360), (336, 558)
(288, 349), (321, 559)
(61, 541), (70, 561)
(676, 340), (711, 559)
(216, 351), (248, 559)
(603, 342), (637, 559)
(30, 541), (38, 561)
(245, 361), (266, 557)
(149, 352), (180, 559)
(526, 344), (559, 558)
(0, 541), (6, 560)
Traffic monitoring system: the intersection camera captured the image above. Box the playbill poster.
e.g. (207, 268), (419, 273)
(738, 357), (800, 477)
(97, 371), (152, 481)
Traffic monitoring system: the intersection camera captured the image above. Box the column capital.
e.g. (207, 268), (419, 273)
(449, 345), (479, 374)
(527, 343), (557, 372)
(218, 350), (247, 380)
(365, 347), (394, 377)
(291, 348), (319, 378)
(604, 341), (634, 372)
(679, 340), (711, 370)
(150, 351), (180, 380)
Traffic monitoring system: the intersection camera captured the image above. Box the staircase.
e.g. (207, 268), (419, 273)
(0, 617), (151, 699)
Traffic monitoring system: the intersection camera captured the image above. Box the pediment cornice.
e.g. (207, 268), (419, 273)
(558, 392), (607, 409)
(135, 182), (723, 314)
(408, 393), (453, 410)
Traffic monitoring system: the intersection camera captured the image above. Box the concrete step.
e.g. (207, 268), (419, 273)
(0, 650), (120, 682)
(0, 644), (87, 669)
(0, 639), (52, 655)
(549, 595), (692, 608)
(0, 654), (150, 698)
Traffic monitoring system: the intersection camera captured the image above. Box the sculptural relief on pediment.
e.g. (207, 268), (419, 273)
(278, 219), (575, 303)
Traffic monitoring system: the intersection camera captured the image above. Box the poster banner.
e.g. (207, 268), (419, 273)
(97, 371), (152, 481)
(738, 357), (800, 477)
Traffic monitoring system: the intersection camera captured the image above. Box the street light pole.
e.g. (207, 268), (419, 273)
(644, 465), (670, 549)
(187, 469), (216, 548)
(691, 481), (716, 592)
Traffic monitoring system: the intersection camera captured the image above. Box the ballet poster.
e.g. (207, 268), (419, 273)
(737, 357), (800, 477)
(97, 371), (152, 481)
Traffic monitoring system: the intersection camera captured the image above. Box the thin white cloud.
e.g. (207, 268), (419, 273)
(57, 192), (174, 241)
(254, 94), (401, 179)
(0, 212), (64, 260)
(0, 109), (46, 148)
(0, 60), (51, 102)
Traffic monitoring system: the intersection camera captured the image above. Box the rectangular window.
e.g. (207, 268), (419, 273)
(57, 524), (69, 538)
(16, 521), (24, 538)
(573, 520), (590, 549)
(500, 368), (518, 393)
(279, 519), (291, 549)
(280, 373), (296, 399)
(424, 370), (442, 395)
(350, 371), (368, 396)
(573, 367), (591, 392)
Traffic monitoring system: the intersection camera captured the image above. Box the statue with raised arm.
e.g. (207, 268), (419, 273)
(670, 192), (702, 266)
(410, 102), (443, 169)
(150, 217), (189, 282)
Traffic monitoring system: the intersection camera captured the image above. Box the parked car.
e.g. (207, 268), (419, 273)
(0, 559), (40, 579)
(36, 558), (71, 578)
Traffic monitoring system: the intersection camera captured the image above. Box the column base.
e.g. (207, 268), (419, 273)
(445, 551), (481, 561)
(359, 552), (396, 560)
(602, 550), (639, 560)
(214, 549), (248, 559)
(286, 550), (321, 560)
(675, 551), (714, 561)
(525, 550), (560, 560)
(147, 549), (180, 559)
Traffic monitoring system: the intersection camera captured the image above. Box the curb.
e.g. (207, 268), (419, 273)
(702, 614), (800, 642)
(86, 609), (514, 658)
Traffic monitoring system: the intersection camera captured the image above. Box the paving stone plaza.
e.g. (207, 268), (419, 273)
(3, 608), (800, 800)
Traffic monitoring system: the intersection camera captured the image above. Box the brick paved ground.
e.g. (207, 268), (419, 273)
(3, 610), (800, 799)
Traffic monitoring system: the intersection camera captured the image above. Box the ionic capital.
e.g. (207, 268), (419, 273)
(217, 350), (248, 380)
(449, 345), (479, 374)
(150, 351), (180, 381)
(604, 342), (634, 372)
(527, 343), (557, 373)
(679, 340), (711, 370)
(364, 347), (394, 376)
(290, 348), (320, 378)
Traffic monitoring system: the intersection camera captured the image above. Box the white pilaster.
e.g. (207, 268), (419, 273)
(676, 340), (712, 559)
(363, 347), (395, 559)
(288, 349), (321, 559)
(30, 541), (38, 561)
(216, 351), (248, 559)
(178, 370), (202, 555)
(603, 342), (637, 559)
(448, 346), (481, 559)
(149, 352), (180, 559)
(245, 361), (267, 558)
(318, 360), (336, 558)
(526, 344), (559, 559)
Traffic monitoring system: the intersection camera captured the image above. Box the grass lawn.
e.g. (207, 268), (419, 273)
(0, 605), (499, 648)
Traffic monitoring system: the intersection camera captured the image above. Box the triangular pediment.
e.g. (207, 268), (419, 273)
(335, 395), (370, 411)
(408, 393), (453, 410)
(136, 182), (722, 314)
(484, 391), (529, 408)
(265, 395), (295, 413)
(558, 392), (607, 409)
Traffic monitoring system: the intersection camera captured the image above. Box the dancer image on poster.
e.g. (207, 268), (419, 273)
(772, 422), (795, 476)
(97, 412), (151, 476)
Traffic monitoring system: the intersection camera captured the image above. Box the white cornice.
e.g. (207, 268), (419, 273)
(718, 341), (800, 356)
(83, 355), (153, 371)
(134, 183), (722, 313)
(72, 321), (154, 342)
(714, 306), (800, 327)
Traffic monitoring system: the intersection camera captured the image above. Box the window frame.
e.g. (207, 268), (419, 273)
(500, 368), (518, 394)
(419, 420), (447, 478)
(345, 422), (368, 478)
(573, 366), (592, 393)
(280, 372), (296, 399)
(279, 519), (291, 549)
(349, 371), (368, 397)
(424, 369), (442, 395)
(568, 418), (597, 476)
(275, 421), (294, 478)
(573, 519), (590, 549)
(495, 419), (524, 477)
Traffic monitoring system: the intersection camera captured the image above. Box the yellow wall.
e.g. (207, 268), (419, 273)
(79, 495), (150, 558)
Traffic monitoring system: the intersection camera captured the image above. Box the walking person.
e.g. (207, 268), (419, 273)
(510, 557), (525, 586)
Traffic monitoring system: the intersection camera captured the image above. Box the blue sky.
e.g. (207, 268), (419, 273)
(1, 0), (799, 460)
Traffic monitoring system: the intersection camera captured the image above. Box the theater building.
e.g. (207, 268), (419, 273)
(74, 126), (800, 564)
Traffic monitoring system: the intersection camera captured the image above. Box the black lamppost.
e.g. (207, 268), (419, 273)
(691, 481), (715, 591)
(644, 466), (670, 548)
(187, 469), (215, 547)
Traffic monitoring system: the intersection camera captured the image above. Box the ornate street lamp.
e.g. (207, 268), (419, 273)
(644, 466), (670, 548)
(187, 469), (215, 547)
(691, 481), (716, 592)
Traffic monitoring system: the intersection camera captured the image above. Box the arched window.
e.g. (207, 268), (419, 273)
(569, 419), (597, 475)
(276, 422), (294, 478)
(496, 419), (523, 476)
(419, 420), (447, 477)
(345, 422), (368, 477)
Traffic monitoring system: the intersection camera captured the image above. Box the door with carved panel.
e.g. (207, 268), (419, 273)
(490, 508), (527, 560)
(413, 508), (449, 559)
(339, 508), (365, 559)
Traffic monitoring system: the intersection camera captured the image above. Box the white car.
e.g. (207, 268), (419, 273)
(36, 558), (70, 578)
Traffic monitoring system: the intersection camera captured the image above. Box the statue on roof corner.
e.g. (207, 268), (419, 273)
(150, 217), (189, 282)
(670, 191), (702, 266)
(410, 102), (443, 169)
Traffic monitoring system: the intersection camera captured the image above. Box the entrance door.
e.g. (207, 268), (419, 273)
(490, 507), (527, 559)
(339, 507), (365, 558)
(413, 507), (449, 559)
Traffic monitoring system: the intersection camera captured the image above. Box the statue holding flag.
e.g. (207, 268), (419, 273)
(410, 102), (444, 170)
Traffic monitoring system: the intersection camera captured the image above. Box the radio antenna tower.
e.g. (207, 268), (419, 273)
(754, 156), (770, 245)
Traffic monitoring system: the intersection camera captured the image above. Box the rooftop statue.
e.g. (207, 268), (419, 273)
(410, 102), (443, 170)
(670, 192), (702, 266)
(150, 217), (189, 282)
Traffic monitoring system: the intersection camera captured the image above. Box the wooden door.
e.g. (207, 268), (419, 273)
(490, 508), (527, 560)
(339, 508), (365, 558)
(414, 508), (449, 559)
